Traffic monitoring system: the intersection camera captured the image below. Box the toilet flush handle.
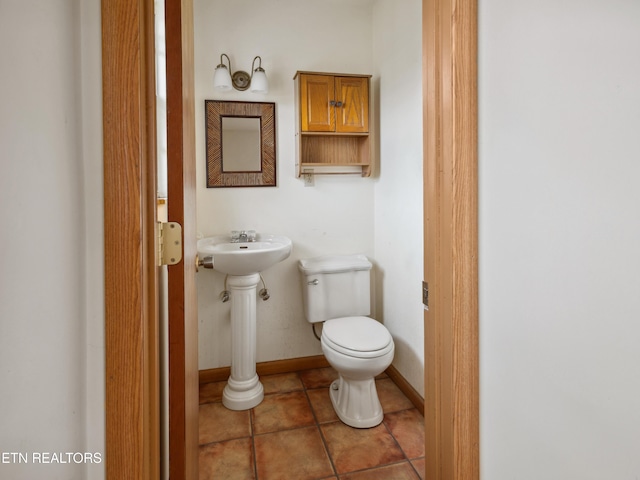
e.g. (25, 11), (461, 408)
(307, 279), (319, 286)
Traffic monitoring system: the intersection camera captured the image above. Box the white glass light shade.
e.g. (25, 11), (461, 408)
(213, 65), (232, 91)
(250, 69), (268, 94)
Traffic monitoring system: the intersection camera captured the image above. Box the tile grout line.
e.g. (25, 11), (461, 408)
(335, 459), (418, 478)
(249, 407), (259, 480)
(380, 411), (426, 479)
(299, 371), (339, 478)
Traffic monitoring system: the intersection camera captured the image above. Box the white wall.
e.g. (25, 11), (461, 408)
(479, 1), (640, 477)
(194, 0), (377, 368)
(372, 0), (424, 395)
(0, 1), (104, 479)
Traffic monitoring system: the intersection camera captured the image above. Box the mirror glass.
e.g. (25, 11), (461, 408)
(205, 100), (276, 188)
(221, 117), (261, 172)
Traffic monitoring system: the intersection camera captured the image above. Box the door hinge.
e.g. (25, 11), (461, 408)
(422, 281), (429, 311)
(158, 221), (183, 266)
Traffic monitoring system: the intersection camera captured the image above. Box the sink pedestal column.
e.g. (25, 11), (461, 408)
(222, 273), (264, 410)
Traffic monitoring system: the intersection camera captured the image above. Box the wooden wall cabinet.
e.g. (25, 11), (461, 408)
(294, 71), (372, 177)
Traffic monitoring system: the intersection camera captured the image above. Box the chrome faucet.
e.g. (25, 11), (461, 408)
(231, 230), (257, 243)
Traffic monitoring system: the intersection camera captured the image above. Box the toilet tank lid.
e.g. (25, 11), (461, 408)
(298, 254), (372, 275)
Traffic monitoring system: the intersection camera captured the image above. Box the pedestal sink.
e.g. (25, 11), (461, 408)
(197, 233), (292, 410)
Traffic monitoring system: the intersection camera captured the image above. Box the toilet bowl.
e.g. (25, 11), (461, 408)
(298, 255), (395, 428)
(321, 316), (394, 428)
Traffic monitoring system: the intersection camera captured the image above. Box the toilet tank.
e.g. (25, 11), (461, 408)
(298, 254), (372, 323)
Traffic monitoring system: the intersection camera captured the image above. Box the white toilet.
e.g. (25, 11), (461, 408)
(299, 254), (394, 428)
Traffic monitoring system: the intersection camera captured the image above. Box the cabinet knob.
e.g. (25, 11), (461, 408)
(330, 100), (336, 106)
(335, 101), (343, 107)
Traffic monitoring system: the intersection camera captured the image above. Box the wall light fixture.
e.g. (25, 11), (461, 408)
(213, 53), (269, 94)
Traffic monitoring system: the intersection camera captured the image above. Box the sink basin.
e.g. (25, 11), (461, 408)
(197, 234), (292, 276)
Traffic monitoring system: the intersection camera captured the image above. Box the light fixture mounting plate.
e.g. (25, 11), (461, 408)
(232, 70), (251, 91)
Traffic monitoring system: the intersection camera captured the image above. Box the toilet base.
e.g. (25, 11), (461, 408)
(329, 377), (383, 428)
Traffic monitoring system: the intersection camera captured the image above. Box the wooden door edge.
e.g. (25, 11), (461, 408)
(165, 0), (199, 478)
(423, 0), (479, 478)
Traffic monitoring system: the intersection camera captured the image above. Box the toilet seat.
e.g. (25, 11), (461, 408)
(322, 316), (393, 359)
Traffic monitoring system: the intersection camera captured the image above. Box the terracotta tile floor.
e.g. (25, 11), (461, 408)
(199, 367), (425, 480)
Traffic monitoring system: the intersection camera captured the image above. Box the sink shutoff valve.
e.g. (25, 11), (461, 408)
(259, 274), (270, 301)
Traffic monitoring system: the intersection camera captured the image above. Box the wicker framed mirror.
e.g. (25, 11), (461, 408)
(205, 100), (276, 187)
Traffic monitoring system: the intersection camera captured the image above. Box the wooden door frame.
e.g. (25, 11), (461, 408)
(102, 0), (160, 478)
(423, 0), (479, 478)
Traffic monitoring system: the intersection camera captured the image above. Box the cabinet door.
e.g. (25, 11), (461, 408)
(335, 76), (369, 133)
(300, 74), (335, 132)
